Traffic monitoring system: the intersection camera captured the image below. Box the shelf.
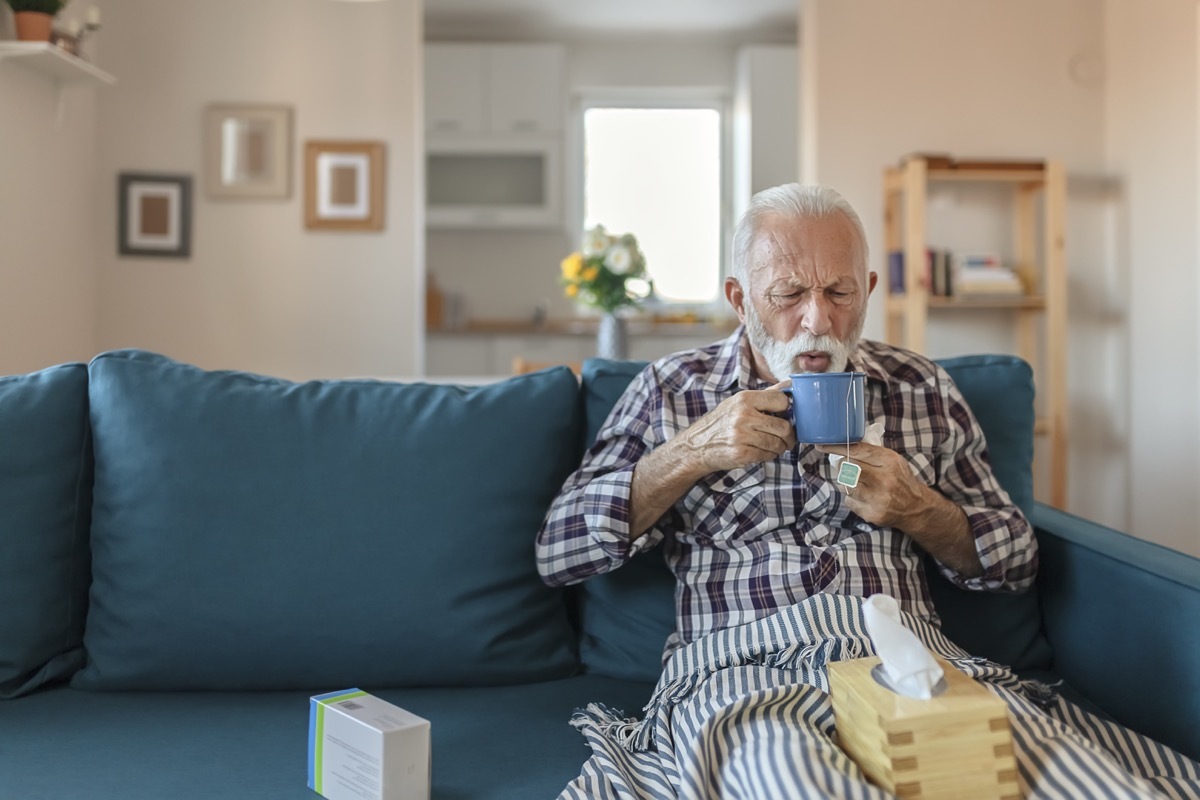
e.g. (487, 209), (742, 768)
(0, 42), (115, 85)
(884, 165), (1046, 191)
(928, 294), (1046, 310)
(886, 295), (1046, 314)
(927, 167), (1045, 184)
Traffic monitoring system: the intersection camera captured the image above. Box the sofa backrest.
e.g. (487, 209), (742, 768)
(575, 354), (1051, 682)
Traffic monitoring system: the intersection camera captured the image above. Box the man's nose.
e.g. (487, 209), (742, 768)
(800, 295), (832, 336)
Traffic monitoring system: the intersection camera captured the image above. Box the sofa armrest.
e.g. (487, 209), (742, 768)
(1033, 502), (1200, 760)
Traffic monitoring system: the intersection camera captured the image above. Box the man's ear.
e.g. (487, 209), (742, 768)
(725, 277), (747, 324)
(867, 270), (878, 296)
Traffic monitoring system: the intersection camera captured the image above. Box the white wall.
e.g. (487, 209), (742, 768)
(93, 0), (424, 380)
(1103, 0), (1200, 556)
(802, 0), (1200, 555)
(734, 45), (799, 219)
(0, 7), (99, 375)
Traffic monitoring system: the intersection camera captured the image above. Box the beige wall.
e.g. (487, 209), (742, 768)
(803, 0), (1200, 555)
(93, 0), (424, 380)
(0, 8), (99, 375)
(1103, 0), (1200, 556)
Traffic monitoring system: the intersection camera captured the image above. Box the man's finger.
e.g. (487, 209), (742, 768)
(743, 387), (792, 413)
(814, 441), (879, 459)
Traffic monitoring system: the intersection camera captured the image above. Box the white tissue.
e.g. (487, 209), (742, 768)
(828, 422), (885, 472)
(862, 594), (944, 699)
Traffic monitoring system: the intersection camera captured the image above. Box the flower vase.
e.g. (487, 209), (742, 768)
(597, 312), (629, 360)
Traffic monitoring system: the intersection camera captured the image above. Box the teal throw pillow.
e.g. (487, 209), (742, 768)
(0, 363), (92, 697)
(74, 350), (581, 690)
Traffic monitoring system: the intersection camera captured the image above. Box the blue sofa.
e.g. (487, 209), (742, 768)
(1, 349), (1197, 800)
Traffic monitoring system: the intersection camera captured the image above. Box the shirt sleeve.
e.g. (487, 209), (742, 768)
(535, 366), (671, 587)
(931, 369), (1038, 593)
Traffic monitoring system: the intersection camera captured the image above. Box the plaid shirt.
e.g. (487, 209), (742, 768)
(536, 328), (1037, 658)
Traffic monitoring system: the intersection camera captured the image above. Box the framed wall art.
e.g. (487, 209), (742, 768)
(117, 173), (193, 258)
(203, 104), (293, 200)
(304, 140), (386, 231)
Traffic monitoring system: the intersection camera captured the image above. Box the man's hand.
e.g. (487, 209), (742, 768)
(814, 441), (983, 577)
(813, 441), (925, 530)
(626, 383), (795, 542)
(676, 381), (797, 474)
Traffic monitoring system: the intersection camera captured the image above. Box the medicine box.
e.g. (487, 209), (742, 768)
(308, 689), (430, 800)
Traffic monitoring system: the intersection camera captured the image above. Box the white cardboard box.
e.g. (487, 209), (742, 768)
(308, 689), (430, 800)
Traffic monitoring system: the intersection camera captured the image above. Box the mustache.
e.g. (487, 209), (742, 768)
(786, 333), (846, 354)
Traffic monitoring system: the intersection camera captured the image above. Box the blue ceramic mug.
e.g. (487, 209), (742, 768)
(781, 371), (867, 444)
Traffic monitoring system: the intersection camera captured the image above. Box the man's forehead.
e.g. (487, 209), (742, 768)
(747, 214), (864, 280)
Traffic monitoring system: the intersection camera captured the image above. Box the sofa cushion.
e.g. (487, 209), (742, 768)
(0, 677), (655, 800)
(576, 352), (1049, 682)
(926, 355), (1051, 671)
(0, 363), (92, 698)
(75, 350), (581, 690)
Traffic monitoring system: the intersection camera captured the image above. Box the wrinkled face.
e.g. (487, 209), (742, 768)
(726, 211), (877, 380)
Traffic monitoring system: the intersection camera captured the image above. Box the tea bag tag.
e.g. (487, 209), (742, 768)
(837, 460), (861, 489)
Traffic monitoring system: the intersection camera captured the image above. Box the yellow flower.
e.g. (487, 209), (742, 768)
(581, 266), (599, 282)
(565, 284), (579, 298)
(560, 252), (583, 280)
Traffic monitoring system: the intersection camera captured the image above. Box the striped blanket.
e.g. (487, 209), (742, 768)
(561, 595), (1200, 799)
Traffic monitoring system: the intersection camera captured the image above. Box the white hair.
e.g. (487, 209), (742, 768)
(731, 183), (870, 285)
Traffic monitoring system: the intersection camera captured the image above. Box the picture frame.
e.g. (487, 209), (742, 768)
(203, 104), (293, 200)
(117, 172), (193, 258)
(304, 140), (386, 231)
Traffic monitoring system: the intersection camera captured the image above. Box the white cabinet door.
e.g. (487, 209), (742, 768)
(486, 45), (565, 134)
(425, 44), (486, 135)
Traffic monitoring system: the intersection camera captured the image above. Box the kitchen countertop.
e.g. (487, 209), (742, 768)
(428, 317), (740, 337)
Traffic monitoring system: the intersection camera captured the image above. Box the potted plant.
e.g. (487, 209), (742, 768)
(5, 0), (65, 42)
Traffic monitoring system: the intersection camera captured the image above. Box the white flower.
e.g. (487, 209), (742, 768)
(582, 225), (610, 258)
(625, 277), (652, 299)
(605, 244), (633, 275)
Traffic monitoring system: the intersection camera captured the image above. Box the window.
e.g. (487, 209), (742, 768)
(582, 104), (723, 305)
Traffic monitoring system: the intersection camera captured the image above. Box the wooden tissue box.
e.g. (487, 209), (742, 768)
(829, 655), (1020, 800)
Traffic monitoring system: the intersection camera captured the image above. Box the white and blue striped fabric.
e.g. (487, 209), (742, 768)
(562, 595), (1200, 799)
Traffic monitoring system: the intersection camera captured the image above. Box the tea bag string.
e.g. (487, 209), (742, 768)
(845, 378), (854, 463)
(835, 376), (862, 490)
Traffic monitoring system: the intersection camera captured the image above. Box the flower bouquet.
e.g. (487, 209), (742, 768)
(560, 225), (652, 314)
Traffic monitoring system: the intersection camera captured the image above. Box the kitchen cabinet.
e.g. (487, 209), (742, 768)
(425, 43), (565, 136)
(424, 43), (566, 229)
(425, 45), (485, 135)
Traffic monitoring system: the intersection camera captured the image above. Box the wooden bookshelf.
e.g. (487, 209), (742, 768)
(883, 156), (1068, 508)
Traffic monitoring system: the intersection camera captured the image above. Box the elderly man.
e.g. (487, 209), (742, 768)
(540, 183), (1200, 800)
(536, 184), (1200, 800)
(537, 183), (1035, 658)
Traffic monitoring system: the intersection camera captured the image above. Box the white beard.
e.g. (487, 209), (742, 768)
(743, 299), (862, 380)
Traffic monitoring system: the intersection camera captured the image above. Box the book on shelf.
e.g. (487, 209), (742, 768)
(888, 248), (954, 296)
(953, 251), (1023, 296)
